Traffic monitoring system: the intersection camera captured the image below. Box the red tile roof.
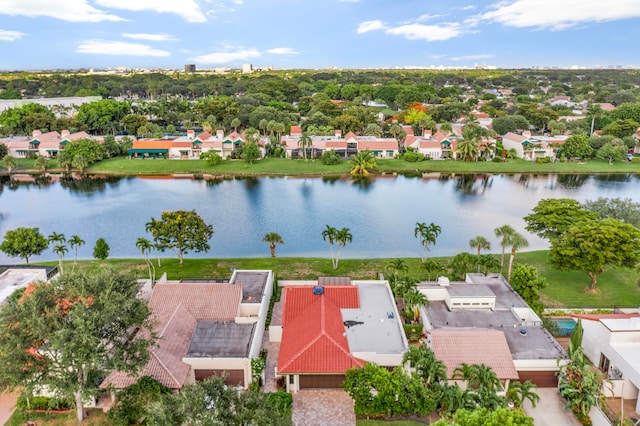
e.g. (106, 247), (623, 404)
(430, 329), (519, 380)
(278, 287), (365, 374)
(131, 140), (174, 149)
(282, 286), (359, 325)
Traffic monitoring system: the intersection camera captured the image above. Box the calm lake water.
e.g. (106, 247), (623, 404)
(0, 173), (638, 263)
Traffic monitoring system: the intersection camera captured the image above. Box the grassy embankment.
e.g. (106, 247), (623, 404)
(7, 156), (640, 177)
(37, 250), (640, 309)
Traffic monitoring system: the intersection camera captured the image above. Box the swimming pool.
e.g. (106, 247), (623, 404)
(552, 318), (577, 337)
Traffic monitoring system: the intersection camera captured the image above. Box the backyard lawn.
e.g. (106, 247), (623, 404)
(35, 250), (640, 309)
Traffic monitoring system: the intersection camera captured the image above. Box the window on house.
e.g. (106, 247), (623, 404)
(598, 353), (610, 373)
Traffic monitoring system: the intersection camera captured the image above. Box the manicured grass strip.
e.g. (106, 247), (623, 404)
(6, 408), (110, 426)
(7, 157), (640, 176)
(357, 420), (428, 426)
(37, 250), (640, 309)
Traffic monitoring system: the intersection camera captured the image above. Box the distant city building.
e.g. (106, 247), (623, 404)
(184, 64), (196, 73)
(242, 63), (253, 74)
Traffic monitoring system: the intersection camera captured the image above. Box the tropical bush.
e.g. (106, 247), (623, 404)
(320, 149), (341, 165)
(403, 151), (426, 162)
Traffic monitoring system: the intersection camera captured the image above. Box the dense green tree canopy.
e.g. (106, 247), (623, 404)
(561, 134), (594, 159)
(76, 99), (130, 134)
(0, 269), (155, 422)
(549, 218), (640, 290)
(583, 197), (640, 228)
(524, 198), (599, 240)
(143, 376), (291, 425)
(0, 227), (48, 263)
(147, 209), (214, 265)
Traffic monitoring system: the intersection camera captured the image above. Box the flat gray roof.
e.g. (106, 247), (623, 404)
(232, 271), (269, 303)
(186, 320), (256, 358)
(342, 282), (407, 355)
(424, 274), (566, 361)
(447, 284), (495, 297)
(0, 268), (48, 304)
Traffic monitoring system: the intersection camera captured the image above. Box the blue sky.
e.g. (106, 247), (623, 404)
(0, 0), (639, 71)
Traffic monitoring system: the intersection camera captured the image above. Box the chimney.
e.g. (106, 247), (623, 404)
(423, 129), (432, 138)
(335, 129), (342, 138)
(522, 130), (532, 138)
(216, 129), (224, 139)
(32, 129), (42, 137)
(187, 129), (195, 140)
(61, 130), (70, 138)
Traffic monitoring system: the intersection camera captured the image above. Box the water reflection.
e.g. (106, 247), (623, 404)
(556, 174), (589, 190)
(59, 175), (123, 194)
(0, 173), (638, 262)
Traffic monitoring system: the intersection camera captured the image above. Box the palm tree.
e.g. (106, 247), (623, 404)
(145, 219), (162, 267)
(403, 345), (447, 386)
(48, 232), (66, 246)
(439, 122), (453, 135)
(385, 259), (408, 278)
(231, 118), (241, 132)
(477, 254), (500, 276)
(469, 236), (491, 272)
(56, 151), (73, 173)
(507, 380), (540, 408)
(403, 287), (428, 322)
(262, 232), (284, 258)
(494, 224), (515, 271)
(136, 237), (155, 285)
(298, 132), (312, 160)
(421, 259), (446, 281)
(414, 222), (441, 263)
(450, 252), (476, 280)
(506, 231), (529, 282)
(349, 150), (376, 176)
(53, 243), (67, 275)
(456, 138), (479, 162)
(322, 225), (352, 270)
(68, 234), (85, 268)
(72, 154), (88, 174)
(34, 156), (49, 174)
(1, 155), (17, 175)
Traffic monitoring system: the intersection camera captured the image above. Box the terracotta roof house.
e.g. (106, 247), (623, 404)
(3, 129), (103, 158)
(280, 131), (399, 159)
(419, 274), (566, 387)
(502, 132), (566, 161)
(272, 279), (408, 392)
(572, 313), (640, 416)
(430, 329), (519, 392)
(101, 270), (274, 390)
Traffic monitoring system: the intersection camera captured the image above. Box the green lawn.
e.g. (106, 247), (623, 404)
(6, 408), (109, 426)
(7, 156), (640, 177)
(357, 420), (428, 426)
(37, 250), (640, 309)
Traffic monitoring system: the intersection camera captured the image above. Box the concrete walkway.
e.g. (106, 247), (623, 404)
(292, 390), (356, 426)
(523, 388), (582, 426)
(0, 391), (19, 424)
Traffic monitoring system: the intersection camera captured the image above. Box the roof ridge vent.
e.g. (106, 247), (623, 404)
(313, 286), (324, 295)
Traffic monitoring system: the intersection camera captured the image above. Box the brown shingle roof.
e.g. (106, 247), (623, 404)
(430, 329), (519, 380)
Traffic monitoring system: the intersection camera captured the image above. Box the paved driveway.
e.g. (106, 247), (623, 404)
(523, 388), (582, 426)
(292, 389), (356, 426)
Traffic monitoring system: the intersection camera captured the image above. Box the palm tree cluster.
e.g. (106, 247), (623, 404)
(47, 232), (85, 275)
(322, 225), (352, 270)
(415, 222), (442, 263)
(402, 345), (539, 418)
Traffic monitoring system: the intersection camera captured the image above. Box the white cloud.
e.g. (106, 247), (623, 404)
(480, 0), (640, 30)
(357, 20), (386, 34)
(450, 54), (494, 61)
(193, 48), (260, 64)
(0, 0), (124, 22)
(77, 40), (170, 56)
(358, 19), (464, 41)
(95, 0), (207, 23)
(122, 33), (177, 41)
(0, 29), (26, 41)
(386, 23), (463, 41)
(267, 47), (299, 55)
